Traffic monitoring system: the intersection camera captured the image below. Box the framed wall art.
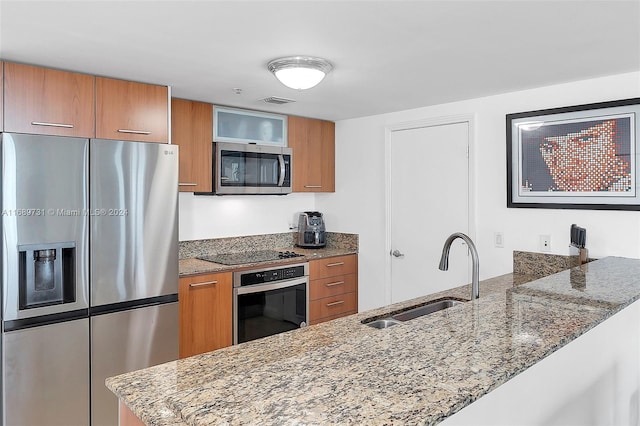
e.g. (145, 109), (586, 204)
(507, 97), (640, 210)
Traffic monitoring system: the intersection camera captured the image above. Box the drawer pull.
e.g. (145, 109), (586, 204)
(325, 281), (345, 287)
(304, 185), (322, 188)
(189, 280), (217, 288)
(118, 129), (152, 135)
(31, 121), (74, 128)
(178, 183), (198, 186)
(326, 300), (345, 307)
(326, 262), (345, 267)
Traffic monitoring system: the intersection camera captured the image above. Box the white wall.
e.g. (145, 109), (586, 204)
(178, 192), (315, 241)
(317, 71), (640, 311)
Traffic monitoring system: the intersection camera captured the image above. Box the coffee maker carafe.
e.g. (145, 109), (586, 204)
(297, 211), (326, 248)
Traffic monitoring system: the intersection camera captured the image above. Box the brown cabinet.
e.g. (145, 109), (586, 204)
(179, 272), (232, 358)
(309, 254), (358, 325)
(3, 62), (95, 137)
(96, 77), (168, 143)
(171, 98), (213, 192)
(288, 116), (335, 192)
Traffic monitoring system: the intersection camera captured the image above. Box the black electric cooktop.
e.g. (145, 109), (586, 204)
(197, 250), (304, 266)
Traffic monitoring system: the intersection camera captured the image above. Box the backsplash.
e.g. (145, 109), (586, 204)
(513, 250), (575, 277)
(179, 232), (358, 259)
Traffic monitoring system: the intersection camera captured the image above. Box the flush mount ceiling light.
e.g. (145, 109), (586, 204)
(267, 56), (333, 90)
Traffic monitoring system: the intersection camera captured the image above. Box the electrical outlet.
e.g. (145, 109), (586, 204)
(540, 235), (551, 252)
(494, 232), (504, 248)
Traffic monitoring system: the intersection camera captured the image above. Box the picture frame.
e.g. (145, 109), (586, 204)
(507, 98), (640, 210)
(214, 106), (287, 146)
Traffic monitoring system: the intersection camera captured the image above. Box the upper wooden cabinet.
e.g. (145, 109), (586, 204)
(288, 116), (335, 192)
(96, 77), (168, 143)
(3, 62), (95, 137)
(171, 98), (213, 192)
(179, 272), (233, 358)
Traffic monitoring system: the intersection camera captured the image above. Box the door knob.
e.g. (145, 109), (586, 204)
(391, 249), (405, 258)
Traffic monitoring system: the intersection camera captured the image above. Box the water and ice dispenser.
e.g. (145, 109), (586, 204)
(18, 242), (76, 309)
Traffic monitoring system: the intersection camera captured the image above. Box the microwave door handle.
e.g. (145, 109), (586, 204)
(277, 154), (285, 187)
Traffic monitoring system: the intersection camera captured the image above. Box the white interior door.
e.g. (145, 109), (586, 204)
(389, 121), (470, 303)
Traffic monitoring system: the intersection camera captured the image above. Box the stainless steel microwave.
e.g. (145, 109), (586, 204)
(197, 142), (292, 195)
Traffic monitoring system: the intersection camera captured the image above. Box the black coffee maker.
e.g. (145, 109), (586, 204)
(296, 211), (326, 248)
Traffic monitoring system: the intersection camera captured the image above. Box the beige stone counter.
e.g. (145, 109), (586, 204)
(107, 257), (640, 426)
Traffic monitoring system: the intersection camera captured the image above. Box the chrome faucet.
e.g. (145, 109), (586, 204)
(438, 232), (480, 300)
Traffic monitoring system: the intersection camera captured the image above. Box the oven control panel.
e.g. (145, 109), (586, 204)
(238, 263), (308, 287)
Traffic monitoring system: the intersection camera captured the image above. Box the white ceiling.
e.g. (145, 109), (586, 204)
(1, 1), (639, 121)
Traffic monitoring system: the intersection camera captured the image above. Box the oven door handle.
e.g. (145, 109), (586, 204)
(235, 277), (308, 295)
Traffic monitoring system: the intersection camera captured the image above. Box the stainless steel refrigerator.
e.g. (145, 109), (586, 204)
(1, 133), (179, 426)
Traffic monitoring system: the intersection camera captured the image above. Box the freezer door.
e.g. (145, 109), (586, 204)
(2, 318), (90, 426)
(1, 133), (89, 321)
(90, 139), (178, 306)
(90, 302), (178, 426)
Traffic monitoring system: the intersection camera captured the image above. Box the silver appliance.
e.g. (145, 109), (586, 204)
(297, 211), (326, 248)
(1, 134), (90, 426)
(1, 134), (179, 426)
(233, 263), (309, 344)
(89, 139), (179, 426)
(198, 142), (292, 195)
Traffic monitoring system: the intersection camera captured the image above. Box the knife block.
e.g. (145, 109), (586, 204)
(569, 245), (588, 267)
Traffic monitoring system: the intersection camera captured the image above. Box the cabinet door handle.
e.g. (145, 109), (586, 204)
(179, 183), (198, 186)
(304, 185), (322, 188)
(189, 280), (217, 288)
(31, 121), (74, 128)
(326, 262), (345, 267)
(325, 281), (344, 287)
(326, 300), (345, 307)
(117, 129), (152, 135)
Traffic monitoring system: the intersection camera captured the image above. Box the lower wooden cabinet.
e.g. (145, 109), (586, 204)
(179, 272), (232, 358)
(309, 254), (358, 325)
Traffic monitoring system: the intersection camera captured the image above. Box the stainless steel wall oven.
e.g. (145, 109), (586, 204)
(233, 263), (309, 344)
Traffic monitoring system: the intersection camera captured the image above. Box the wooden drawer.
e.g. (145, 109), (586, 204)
(309, 254), (357, 280)
(310, 291), (357, 322)
(309, 273), (357, 301)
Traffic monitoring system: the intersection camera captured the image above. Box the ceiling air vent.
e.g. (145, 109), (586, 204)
(262, 96), (296, 105)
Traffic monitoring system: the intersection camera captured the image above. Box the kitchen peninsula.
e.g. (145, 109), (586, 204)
(107, 256), (640, 425)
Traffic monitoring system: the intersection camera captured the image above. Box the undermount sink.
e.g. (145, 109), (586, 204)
(363, 297), (468, 328)
(391, 299), (465, 322)
(366, 318), (402, 329)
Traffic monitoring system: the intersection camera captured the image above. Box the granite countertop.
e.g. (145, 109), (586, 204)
(179, 247), (357, 277)
(107, 257), (640, 426)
